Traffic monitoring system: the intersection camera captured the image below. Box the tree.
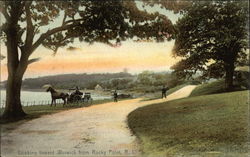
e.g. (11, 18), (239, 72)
(137, 71), (154, 86)
(171, 1), (248, 90)
(0, 1), (175, 119)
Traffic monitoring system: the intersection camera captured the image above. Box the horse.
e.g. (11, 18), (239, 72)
(46, 87), (69, 106)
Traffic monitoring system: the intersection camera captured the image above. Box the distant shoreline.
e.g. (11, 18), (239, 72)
(0, 88), (45, 92)
(0, 88), (113, 95)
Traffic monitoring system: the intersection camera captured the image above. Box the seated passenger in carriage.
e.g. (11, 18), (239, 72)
(74, 86), (83, 96)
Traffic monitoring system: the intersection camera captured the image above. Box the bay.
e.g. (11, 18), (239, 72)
(0, 89), (112, 107)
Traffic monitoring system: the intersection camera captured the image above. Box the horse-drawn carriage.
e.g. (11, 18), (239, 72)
(67, 89), (93, 104)
(44, 85), (93, 107)
(67, 88), (83, 103)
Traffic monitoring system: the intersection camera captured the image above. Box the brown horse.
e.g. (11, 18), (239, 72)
(46, 87), (69, 106)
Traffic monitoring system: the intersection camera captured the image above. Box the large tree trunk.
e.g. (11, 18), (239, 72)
(1, 46), (29, 119)
(2, 12), (29, 119)
(2, 73), (26, 119)
(224, 63), (235, 91)
(2, 48), (28, 119)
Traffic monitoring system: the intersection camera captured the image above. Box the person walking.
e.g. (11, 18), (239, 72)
(113, 90), (118, 102)
(162, 86), (168, 99)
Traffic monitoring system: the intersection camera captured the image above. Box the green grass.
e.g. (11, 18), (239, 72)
(189, 80), (226, 97)
(128, 90), (249, 156)
(0, 99), (112, 124)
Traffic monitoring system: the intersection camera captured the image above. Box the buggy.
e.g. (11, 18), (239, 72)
(67, 88), (83, 103)
(83, 92), (93, 104)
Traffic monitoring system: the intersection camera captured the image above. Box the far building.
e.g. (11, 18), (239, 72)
(95, 84), (103, 91)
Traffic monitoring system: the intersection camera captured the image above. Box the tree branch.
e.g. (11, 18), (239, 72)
(30, 23), (79, 54)
(62, 11), (67, 25)
(44, 33), (74, 54)
(64, 18), (84, 25)
(0, 2), (10, 21)
(27, 57), (41, 65)
(24, 1), (34, 52)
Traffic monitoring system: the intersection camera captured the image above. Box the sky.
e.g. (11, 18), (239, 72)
(0, 2), (181, 81)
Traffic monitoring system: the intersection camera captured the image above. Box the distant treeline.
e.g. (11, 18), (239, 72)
(22, 72), (135, 89)
(0, 72), (132, 89)
(1, 71), (194, 92)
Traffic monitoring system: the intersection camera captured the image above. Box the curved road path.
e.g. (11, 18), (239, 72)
(1, 85), (196, 157)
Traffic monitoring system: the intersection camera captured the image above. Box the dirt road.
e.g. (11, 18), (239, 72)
(1, 85), (196, 157)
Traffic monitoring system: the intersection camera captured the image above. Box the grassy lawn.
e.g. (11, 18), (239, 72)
(0, 99), (112, 124)
(128, 90), (249, 156)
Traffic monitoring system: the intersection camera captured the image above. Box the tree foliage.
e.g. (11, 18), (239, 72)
(0, 1), (175, 53)
(171, 1), (248, 89)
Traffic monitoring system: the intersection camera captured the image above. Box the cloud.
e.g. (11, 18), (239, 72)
(1, 41), (179, 80)
(66, 46), (81, 51)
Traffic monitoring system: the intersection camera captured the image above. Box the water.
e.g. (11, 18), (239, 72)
(0, 90), (112, 107)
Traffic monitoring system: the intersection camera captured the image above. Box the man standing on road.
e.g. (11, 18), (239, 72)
(162, 86), (168, 99)
(113, 90), (118, 102)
